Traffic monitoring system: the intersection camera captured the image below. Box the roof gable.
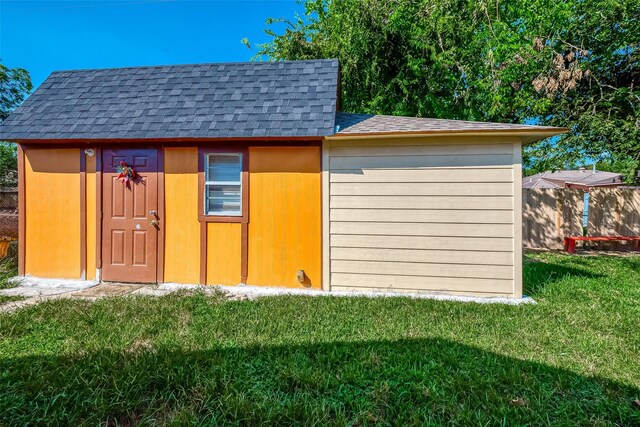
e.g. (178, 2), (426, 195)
(0, 60), (339, 141)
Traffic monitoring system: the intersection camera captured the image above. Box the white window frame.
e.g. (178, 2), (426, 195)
(204, 152), (243, 217)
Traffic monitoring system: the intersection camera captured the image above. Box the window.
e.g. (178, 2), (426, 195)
(204, 153), (242, 216)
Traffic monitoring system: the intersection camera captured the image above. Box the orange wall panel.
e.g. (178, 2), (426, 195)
(25, 149), (81, 278)
(164, 148), (200, 284)
(247, 146), (322, 288)
(207, 222), (242, 285)
(86, 152), (96, 280)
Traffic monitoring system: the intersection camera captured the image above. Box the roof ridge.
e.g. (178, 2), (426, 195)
(50, 59), (339, 75)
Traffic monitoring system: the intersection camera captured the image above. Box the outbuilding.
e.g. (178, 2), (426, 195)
(0, 60), (565, 298)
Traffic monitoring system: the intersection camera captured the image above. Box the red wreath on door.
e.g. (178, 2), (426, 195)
(116, 161), (138, 188)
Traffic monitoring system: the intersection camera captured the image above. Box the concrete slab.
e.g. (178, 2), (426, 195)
(9, 276), (98, 289)
(2, 278), (534, 311)
(160, 283), (536, 305)
(130, 285), (174, 297)
(0, 286), (80, 297)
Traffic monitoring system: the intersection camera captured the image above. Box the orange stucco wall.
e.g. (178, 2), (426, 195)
(86, 153), (96, 280)
(25, 148), (81, 278)
(246, 146), (322, 288)
(164, 148), (200, 284)
(206, 222), (242, 285)
(22, 146), (321, 286)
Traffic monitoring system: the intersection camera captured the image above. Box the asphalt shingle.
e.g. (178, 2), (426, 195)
(334, 112), (565, 134)
(0, 60), (339, 140)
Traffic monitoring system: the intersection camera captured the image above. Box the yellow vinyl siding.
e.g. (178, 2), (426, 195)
(330, 235), (514, 252)
(330, 247), (514, 266)
(247, 146), (322, 289)
(25, 148), (81, 278)
(331, 284), (514, 298)
(329, 167), (514, 183)
(331, 260), (514, 280)
(330, 222), (514, 238)
(328, 142), (517, 157)
(164, 148), (200, 284)
(329, 154), (514, 170)
(330, 274), (514, 293)
(330, 195), (514, 210)
(330, 209), (514, 224)
(330, 182), (514, 196)
(206, 222), (241, 285)
(327, 137), (520, 298)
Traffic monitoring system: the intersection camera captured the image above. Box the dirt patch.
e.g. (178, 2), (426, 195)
(71, 283), (143, 298)
(127, 338), (155, 354)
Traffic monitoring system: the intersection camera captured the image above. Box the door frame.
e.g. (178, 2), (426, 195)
(94, 147), (165, 283)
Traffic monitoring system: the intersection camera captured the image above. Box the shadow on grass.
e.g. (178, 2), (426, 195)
(1, 338), (638, 425)
(523, 256), (606, 297)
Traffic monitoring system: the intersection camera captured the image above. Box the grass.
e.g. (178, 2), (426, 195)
(0, 253), (639, 425)
(0, 295), (23, 305)
(0, 242), (22, 305)
(0, 241), (18, 290)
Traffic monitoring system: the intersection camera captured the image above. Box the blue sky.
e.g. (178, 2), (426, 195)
(0, 0), (305, 88)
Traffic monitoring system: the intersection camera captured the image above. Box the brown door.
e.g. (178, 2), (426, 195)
(102, 149), (159, 283)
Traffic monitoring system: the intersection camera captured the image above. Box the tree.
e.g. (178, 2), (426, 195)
(249, 0), (640, 183)
(1, 65), (32, 121)
(0, 64), (32, 186)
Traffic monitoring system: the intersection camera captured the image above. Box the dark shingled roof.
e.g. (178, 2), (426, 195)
(0, 60), (339, 140)
(335, 112), (566, 135)
(0, 60), (568, 142)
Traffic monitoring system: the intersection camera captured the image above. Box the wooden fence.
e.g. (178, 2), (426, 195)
(522, 188), (640, 251)
(0, 188), (17, 209)
(0, 188), (18, 239)
(522, 189), (583, 250)
(587, 188), (640, 250)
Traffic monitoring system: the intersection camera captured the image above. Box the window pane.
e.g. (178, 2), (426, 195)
(206, 184), (241, 215)
(204, 154), (243, 216)
(206, 154), (241, 182)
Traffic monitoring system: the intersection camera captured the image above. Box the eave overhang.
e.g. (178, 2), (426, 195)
(325, 128), (569, 144)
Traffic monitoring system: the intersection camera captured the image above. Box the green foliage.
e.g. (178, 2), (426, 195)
(0, 64), (32, 121)
(0, 65), (32, 186)
(0, 295), (22, 304)
(251, 0), (640, 183)
(0, 242), (18, 290)
(0, 142), (17, 187)
(1, 253), (640, 424)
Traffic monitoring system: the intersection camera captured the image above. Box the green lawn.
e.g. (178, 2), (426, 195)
(0, 242), (22, 305)
(0, 241), (18, 291)
(1, 253), (639, 425)
(0, 295), (22, 305)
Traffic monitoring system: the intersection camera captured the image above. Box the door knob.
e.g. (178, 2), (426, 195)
(149, 219), (159, 227)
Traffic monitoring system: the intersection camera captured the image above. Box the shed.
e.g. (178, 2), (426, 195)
(522, 169), (625, 190)
(0, 60), (566, 298)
